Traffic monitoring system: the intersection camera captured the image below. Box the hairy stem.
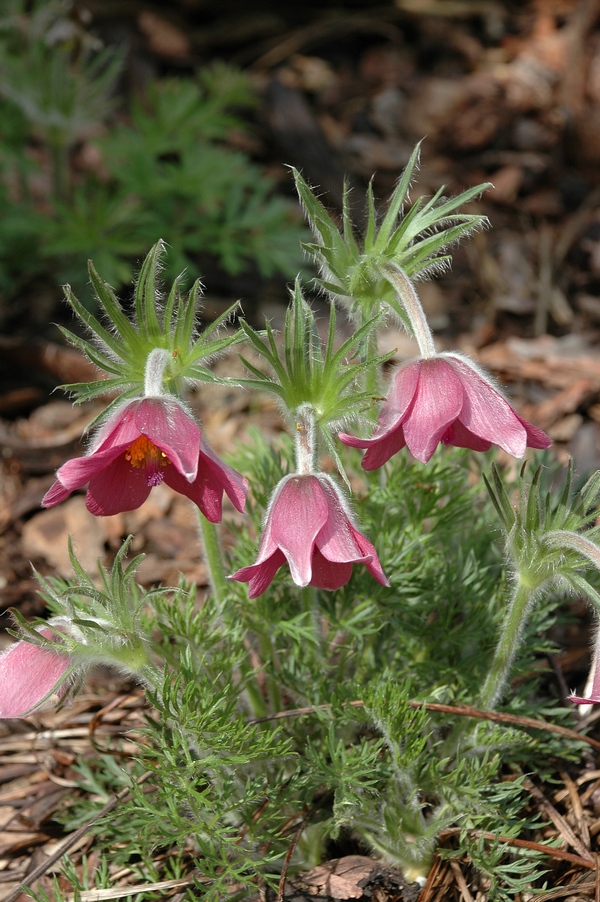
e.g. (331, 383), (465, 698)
(197, 514), (229, 606)
(294, 404), (317, 475)
(479, 581), (535, 710)
(384, 266), (436, 358)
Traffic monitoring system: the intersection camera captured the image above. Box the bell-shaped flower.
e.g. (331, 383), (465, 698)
(42, 396), (248, 521)
(230, 473), (389, 598)
(339, 353), (551, 468)
(0, 618), (76, 718)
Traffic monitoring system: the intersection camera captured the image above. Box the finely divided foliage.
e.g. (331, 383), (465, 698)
(5, 148), (600, 902)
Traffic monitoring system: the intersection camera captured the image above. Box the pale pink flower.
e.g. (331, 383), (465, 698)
(42, 396), (248, 520)
(230, 473), (389, 598)
(0, 618), (74, 718)
(339, 353), (551, 468)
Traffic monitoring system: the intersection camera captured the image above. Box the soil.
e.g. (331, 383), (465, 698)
(3, 1), (600, 899)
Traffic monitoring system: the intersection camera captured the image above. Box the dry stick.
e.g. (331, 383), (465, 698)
(3, 770), (154, 902)
(416, 854), (443, 902)
(250, 699), (600, 753)
(561, 770), (591, 851)
(438, 827), (596, 870)
(448, 859), (475, 902)
(277, 820), (305, 902)
(524, 777), (593, 863)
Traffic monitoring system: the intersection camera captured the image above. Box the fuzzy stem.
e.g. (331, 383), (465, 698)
(144, 348), (171, 397)
(544, 530), (600, 570)
(294, 404), (317, 475)
(479, 581), (535, 710)
(197, 514), (270, 719)
(384, 266), (436, 358)
(197, 514), (229, 607)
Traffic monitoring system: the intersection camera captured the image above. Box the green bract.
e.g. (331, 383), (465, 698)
(294, 143), (491, 323)
(59, 240), (242, 416)
(238, 280), (392, 476)
(485, 461), (600, 603)
(11, 539), (154, 679)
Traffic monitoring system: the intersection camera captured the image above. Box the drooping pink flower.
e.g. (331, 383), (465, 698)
(230, 473), (389, 598)
(0, 618), (74, 718)
(339, 353), (551, 468)
(42, 396), (248, 521)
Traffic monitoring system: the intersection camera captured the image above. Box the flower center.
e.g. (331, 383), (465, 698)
(125, 435), (170, 487)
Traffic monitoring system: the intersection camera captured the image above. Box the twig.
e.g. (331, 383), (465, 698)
(277, 819), (304, 902)
(448, 859), (475, 902)
(250, 698), (600, 752)
(416, 854), (443, 902)
(524, 777), (593, 862)
(438, 827), (596, 869)
(63, 876), (197, 902)
(561, 770), (591, 850)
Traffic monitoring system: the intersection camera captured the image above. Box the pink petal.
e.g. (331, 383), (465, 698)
(134, 398), (201, 482)
(403, 359), (464, 462)
(90, 401), (142, 453)
(45, 443), (132, 498)
(230, 549), (287, 598)
(338, 427), (408, 471)
(0, 625), (71, 718)
(86, 456), (152, 515)
(164, 465), (224, 523)
(198, 439), (248, 513)
(447, 357), (536, 457)
(516, 414), (552, 450)
(361, 426), (408, 471)
(270, 476), (330, 586)
(441, 419), (493, 452)
(350, 527), (390, 587)
(338, 361), (421, 468)
(310, 548), (353, 590)
(374, 360), (422, 437)
(42, 479), (74, 507)
(170, 442), (247, 520)
(316, 481), (373, 565)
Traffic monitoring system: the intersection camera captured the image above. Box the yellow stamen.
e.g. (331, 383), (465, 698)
(125, 435), (170, 486)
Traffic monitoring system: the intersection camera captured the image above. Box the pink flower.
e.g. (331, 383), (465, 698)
(339, 353), (551, 468)
(0, 618), (74, 718)
(230, 473), (389, 598)
(42, 396), (248, 520)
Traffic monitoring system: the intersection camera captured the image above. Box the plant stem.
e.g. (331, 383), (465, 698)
(197, 512), (269, 718)
(197, 514), (229, 606)
(478, 581), (535, 711)
(384, 266), (436, 358)
(294, 404), (317, 474)
(442, 581), (535, 758)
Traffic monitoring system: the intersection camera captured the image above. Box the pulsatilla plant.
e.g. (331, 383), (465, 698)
(4, 146), (600, 902)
